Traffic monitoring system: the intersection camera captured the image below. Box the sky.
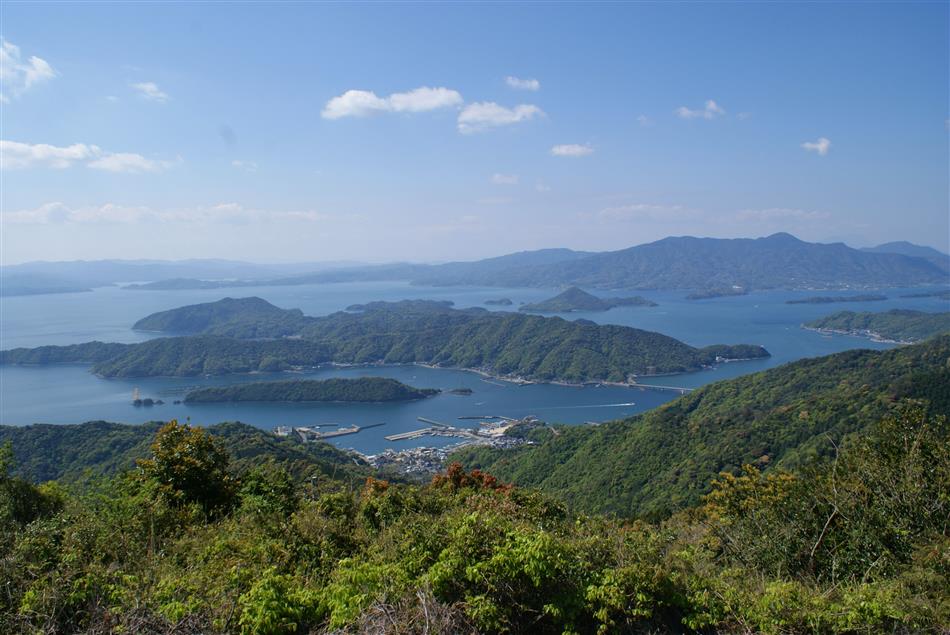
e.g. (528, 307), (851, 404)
(1, 1), (948, 265)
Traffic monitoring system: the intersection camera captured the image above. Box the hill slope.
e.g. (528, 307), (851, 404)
(861, 241), (950, 272)
(804, 309), (950, 343)
(417, 233), (948, 289)
(0, 420), (368, 484)
(454, 335), (950, 518)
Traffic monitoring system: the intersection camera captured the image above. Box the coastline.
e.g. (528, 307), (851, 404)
(801, 325), (913, 345)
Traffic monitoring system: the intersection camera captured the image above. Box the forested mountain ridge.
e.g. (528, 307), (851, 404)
(13, 234), (944, 296)
(0, 420), (368, 485)
(861, 240), (950, 272)
(453, 335), (950, 518)
(413, 233), (948, 289)
(2, 298), (768, 381)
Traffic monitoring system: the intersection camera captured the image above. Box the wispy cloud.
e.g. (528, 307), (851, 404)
(593, 203), (696, 222)
(801, 137), (831, 156)
(0, 39), (55, 103)
(491, 173), (519, 185)
(505, 76), (540, 91)
(636, 115), (654, 127)
(733, 207), (830, 222)
(550, 143), (593, 157)
(675, 99), (725, 120)
(0, 140), (178, 173)
(88, 153), (178, 173)
(130, 81), (169, 102)
(322, 86), (462, 119)
(535, 181), (551, 193)
(457, 102), (543, 134)
(231, 160), (258, 172)
(3, 201), (346, 225)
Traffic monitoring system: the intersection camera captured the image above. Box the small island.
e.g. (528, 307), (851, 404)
(484, 298), (513, 306)
(787, 294), (887, 305)
(685, 287), (748, 300)
(899, 290), (950, 300)
(520, 287), (657, 313)
(124, 278), (234, 291)
(803, 309), (950, 344)
(183, 377), (440, 403)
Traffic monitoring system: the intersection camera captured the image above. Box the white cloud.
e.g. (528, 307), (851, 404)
(0, 141), (99, 169)
(491, 173), (519, 185)
(3, 201), (344, 225)
(1, 140), (178, 173)
(595, 203), (695, 222)
(88, 153), (176, 173)
(130, 81), (169, 102)
(321, 86), (462, 119)
(737, 112), (752, 120)
(801, 137), (831, 156)
(535, 181), (551, 193)
(733, 207), (830, 222)
(675, 99), (726, 120)
(0, 39), (55, 103)
(231, 160), (258, 172)
(550, 143), (593, 157)
(457, 102), (543, 134)
(505, 76), (540, 91)
(637, 115), (653, 127)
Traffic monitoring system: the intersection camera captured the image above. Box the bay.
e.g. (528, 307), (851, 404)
(1, 281), (946, 454)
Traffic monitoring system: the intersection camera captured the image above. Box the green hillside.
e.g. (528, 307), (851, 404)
(0, 420), (367, 485)
(454, 335), (950, 518)
(804, 309), (950, 343)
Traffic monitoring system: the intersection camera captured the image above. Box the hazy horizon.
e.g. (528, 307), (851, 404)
(3, 2), (948, 263)
(2, 231), (948, 268)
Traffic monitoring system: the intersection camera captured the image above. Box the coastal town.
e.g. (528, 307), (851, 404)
(275, 414), (545, 474)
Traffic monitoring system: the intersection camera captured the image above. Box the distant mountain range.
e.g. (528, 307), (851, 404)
(861, 241), (950, 272)
(405, 233), (948, 290)
(3, 234), (947, 296)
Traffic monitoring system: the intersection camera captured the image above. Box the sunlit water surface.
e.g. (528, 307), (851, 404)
(2, 281), (946, 454)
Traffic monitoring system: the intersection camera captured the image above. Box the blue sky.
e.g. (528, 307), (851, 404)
(1, 1), (948, 264)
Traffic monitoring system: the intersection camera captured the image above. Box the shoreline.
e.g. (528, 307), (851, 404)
(801, 325), (913, 345)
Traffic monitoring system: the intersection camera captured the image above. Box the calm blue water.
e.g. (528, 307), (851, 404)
(1, 281), (947, 453)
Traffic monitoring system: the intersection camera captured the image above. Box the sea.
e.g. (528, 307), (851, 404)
(1, 281), (947, 455)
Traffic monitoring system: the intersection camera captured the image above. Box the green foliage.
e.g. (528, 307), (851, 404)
(0, 420), (370, 486)
(805, 308), (950, 343)
(185, 376), (439, 403)
(0, 425), (948, 633)
(453, 335), (950, 518)
(137, 420), (236, 514)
